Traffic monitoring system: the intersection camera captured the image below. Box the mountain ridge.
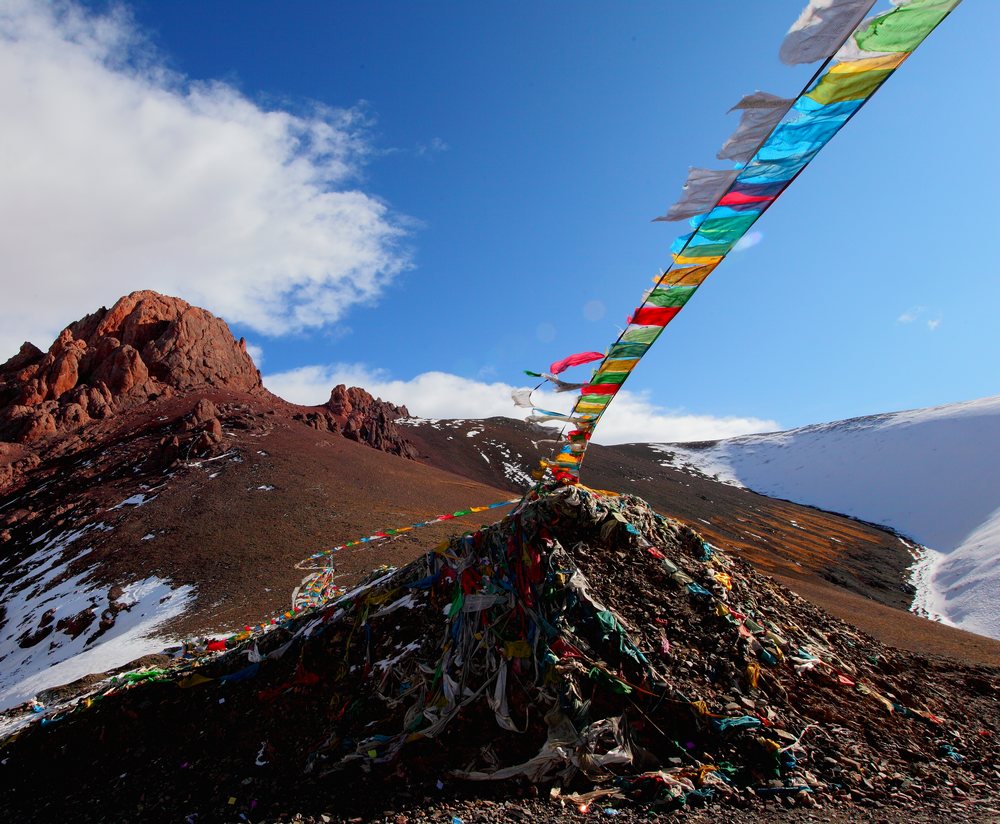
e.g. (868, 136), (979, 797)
(2, 291), (998, 718)
(645, 394), (1000, 639)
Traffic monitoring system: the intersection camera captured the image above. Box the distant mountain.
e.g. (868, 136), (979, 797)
(645, 397), (1000, 640)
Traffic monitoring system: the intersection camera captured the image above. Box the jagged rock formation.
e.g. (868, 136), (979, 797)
(293, 384), (417, 459)
(0, 290), (262, 445)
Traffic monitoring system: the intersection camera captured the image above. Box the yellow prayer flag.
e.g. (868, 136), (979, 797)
(673, 252), (723, 266)
(601, 358), (639, 373)
(177, 672), (214, 689)
(657, 263), (718, 286)
(504, 639), (533, 658)
(829, 53), (907, 74)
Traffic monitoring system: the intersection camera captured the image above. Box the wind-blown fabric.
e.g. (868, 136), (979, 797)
(780, 0), (878, 65)
(541, 373), (587, 392)
(654, 168), (741, 222)
(511, 388), (535, 409)
(717, 93), (795, 163)
(536, 0), (961, 483)
(549, 351), (606, 375)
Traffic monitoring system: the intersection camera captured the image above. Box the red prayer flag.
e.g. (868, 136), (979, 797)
(719, 191), (774, 206)
(631, 306), (680, 326)
(549, 351), (605, 375)
(581, 383), (619, 395)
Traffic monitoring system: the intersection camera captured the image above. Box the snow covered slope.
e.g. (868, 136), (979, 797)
(651, 396), (1000, 640)
(0, 522), (192, 711)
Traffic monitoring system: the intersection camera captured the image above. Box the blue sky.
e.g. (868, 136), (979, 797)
(2, 1), (995, 442)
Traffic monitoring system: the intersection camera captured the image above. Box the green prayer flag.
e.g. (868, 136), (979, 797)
(855, 0), (959, 53)
(622, 326), (661, 344)
(595, 610), (649, 666)
(608, 342), (650, 359)
(680, 239), (737, 258)
(589, 371), (628, 385)
(647, 285), (698, 308)
(695, 214), (757, 242)
(588, 666), (633, 695)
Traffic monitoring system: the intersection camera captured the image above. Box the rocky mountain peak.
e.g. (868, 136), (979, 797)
(0, 290), (261, 444)
(0, 290), (424, 498)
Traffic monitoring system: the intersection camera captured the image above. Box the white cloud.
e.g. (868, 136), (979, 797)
(263, 363), (779, 445)
(733, 230), (763, 252)
(897, 307), (941, 331)
(0, 1), (409, 360)
(415, 136), (449, 156)
(245, 342), (264, 367)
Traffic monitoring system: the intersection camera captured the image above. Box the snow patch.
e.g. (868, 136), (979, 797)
(374, 641), (421, 673)
(0, 527), (192, 710)
(927, 505), (1000, 638)
(112, 493), (154, 509)
(479, 438), (533, 489)
(908, 544), (951, 626)
(371, 593), (420, 618)
(501, 461), (533, 488)
(652, 395), (1000, 639)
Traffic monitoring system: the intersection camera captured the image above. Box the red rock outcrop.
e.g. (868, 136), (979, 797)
(292, 384), (417, 459)
(0, 291), (262, 444)
(0, 291), (421, 494)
